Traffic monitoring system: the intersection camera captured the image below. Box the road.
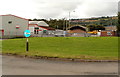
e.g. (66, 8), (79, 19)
(2, 55), (118, 75)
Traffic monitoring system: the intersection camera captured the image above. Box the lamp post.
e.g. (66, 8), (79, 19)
(68, 12), (70, 29)
(68, 11), (75, 30)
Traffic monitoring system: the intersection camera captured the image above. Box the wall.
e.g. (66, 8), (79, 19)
(29, 27), (34, 34)
(68, 29), (86, 33)
(105, 26), (117, 31)
(2, 15), (28, 38)
(0, 16), (2, 38)
(100, 31), (116, 37)
(67, 29), (88, 37)
(29, 25), (47, 35)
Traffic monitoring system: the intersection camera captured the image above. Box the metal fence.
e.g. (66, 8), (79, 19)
(31, 32), (91, 37)
(66, 33), (91, 37)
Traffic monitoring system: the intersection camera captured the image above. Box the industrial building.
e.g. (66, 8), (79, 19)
(0, 14), (29, 38)
(67, 26), (89, 37)
(29, 21), (55, 36)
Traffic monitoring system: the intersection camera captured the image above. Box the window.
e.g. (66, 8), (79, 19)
(34, 30), (39, 34)
(34, 27), (39, 34)
(8, 21), (12, 24)
(107, 32), (112, 35)
(34, 30), (36, 34)
(16, 26), (20, 29)
(35, 27), (39, 30)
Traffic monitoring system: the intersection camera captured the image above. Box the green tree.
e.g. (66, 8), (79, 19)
(117, 12), (120, 31)
(87, 24), (96, 31)
(87, 24), (105, 31)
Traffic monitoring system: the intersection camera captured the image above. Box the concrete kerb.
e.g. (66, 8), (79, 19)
(1, 53), (118, 62)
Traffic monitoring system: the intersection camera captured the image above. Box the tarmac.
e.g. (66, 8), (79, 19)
(2, 55), (118, 75)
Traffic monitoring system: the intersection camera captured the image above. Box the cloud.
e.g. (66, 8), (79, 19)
(34, 0), (118, 19)
(119, 1), (120, 12)
(0, 0), (118, 19)
(82, 1), (118, 17)
(0, 0), (38, 18)
(34, 0), (83, 19)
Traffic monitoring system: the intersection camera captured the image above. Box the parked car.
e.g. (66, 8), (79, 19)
(54, 30), (66, 37)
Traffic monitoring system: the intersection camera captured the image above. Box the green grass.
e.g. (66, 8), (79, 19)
(2, 37), (118, 60)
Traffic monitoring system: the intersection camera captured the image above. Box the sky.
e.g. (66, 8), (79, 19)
(119, 1), (120, 12)
(0, 0), (119, 19)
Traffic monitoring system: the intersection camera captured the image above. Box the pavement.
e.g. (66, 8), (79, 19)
(2, 55), (118, 75)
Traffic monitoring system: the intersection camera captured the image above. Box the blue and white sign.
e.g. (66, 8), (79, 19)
(24, 30), (31, 37)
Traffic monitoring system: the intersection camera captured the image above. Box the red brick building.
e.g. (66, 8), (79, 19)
(100, 30), (117, 37)
(68, 26), (87, 33)
(67, 26), (89, 37)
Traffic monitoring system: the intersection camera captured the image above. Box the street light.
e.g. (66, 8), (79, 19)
(68, 11), (75, 30)
(68, 12), (70, 29)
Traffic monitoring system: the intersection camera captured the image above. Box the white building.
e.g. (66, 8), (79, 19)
(29, 21), (55, 35)
(0, 14), (28, 38)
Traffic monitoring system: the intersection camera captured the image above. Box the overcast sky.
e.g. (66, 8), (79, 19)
(0, 0), (119, 19)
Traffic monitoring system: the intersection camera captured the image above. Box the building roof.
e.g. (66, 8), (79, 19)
(29, 21), (39, 24)
(29, 21), (49, 27)
(0, 14), (28, 21)
(105, 25), (116, 27)
(39, 26), (55, 30)
(29, 24), (55, 30)
(68, 26), (87, 31)
(105, 25), (117, 31)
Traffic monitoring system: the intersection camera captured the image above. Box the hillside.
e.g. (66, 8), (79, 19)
(71, 16), (118, 27)
(29, 16), (118, 30)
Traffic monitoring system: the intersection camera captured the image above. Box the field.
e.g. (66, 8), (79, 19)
(2, 37), (118, 60)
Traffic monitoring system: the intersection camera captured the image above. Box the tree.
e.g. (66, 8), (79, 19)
(87, 24), (105, 31)
(87, 24), (96, 31)
(117, 12), (120, 36)
(95, 25), (105, 30)
(117, 12), (120, 31)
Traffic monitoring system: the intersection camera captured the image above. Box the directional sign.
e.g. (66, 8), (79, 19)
(24, 30), (31, 37)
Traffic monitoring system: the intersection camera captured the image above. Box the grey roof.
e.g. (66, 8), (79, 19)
(29, 21), (39, 24)
(29, 21), (49, 27)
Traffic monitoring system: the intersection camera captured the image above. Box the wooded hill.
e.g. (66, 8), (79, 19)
(29, 16), (118, 31)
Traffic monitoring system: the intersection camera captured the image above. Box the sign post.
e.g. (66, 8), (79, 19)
(26, 37), (29, 51)
(24, 30), (31, 52)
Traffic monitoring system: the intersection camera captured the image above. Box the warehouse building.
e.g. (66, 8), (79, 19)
(67, 26), (89, 37)
(0, 14), (29, 38)
(97, 26), (117, 37)
(29, 21), (55, 36)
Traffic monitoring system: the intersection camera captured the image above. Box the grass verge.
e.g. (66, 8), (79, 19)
(2, 37), (118, 60)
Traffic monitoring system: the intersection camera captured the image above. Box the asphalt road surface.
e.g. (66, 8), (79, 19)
(2, 55), (118, 75)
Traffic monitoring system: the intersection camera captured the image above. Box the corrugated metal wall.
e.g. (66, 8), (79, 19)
(2, 15), (28, 38)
